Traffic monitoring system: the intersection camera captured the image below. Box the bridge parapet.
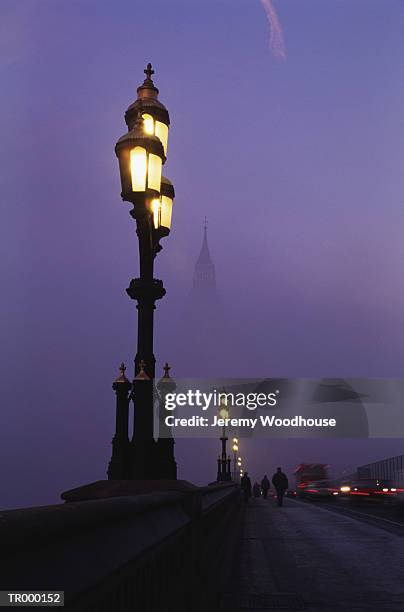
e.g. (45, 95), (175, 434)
(0, 482), (242, 611)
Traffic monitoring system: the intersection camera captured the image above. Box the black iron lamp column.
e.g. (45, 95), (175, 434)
(112, 64), (176, 480)
(107, 363), (131, 479)
(130, 359), (155, 479)
(155, 362), (177, 479)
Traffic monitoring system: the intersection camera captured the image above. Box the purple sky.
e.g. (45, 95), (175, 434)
(1, 0), (404, 509)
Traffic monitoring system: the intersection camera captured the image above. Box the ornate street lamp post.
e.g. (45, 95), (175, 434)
(109, 63), (176, 480)
(216, 394), (231, 481)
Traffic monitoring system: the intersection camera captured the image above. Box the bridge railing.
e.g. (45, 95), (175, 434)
(0, 483), (242, 611)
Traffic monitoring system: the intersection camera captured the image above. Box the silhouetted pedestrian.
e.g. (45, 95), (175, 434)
(241, 472), (252, 503)
(253, 482), (261, 497)
(272, 467), (288, 507)
(261, 475), (270, 499)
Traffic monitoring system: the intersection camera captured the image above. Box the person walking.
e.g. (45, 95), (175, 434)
(253, 482), (261, 498)
(261, 475), (270, 499)
(272, 467), (288, 507)
(240, 472), (252, 503)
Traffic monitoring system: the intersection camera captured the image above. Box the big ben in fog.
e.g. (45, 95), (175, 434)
(169, 221), (233, 377)
(192, 219), (216, 292)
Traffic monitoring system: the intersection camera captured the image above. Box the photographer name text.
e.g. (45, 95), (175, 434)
(164, 415), (337, 429)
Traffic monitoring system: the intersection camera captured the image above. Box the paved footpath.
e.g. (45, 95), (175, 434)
(235, 497), (404, 612)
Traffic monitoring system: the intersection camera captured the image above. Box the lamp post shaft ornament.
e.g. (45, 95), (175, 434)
(108, 63), (176, 481)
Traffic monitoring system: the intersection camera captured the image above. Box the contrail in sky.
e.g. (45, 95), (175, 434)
(260, 0), (286, 60)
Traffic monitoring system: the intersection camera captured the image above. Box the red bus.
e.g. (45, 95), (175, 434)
(295, 463), (329, 496)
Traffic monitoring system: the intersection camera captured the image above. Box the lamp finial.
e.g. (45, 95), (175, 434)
(135, 62), (159, 102)
(144, 62), (154, 82)
(114, 361), (129, 383)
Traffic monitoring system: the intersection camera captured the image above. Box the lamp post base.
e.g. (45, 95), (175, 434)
(128, 439), (177, 481)
(155, 438), (177, 480)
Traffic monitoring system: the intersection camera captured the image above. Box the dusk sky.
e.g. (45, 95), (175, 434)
(1, 0), (404, 509)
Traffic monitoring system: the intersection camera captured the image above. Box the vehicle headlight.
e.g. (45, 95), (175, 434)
(340, 486), (350, 492)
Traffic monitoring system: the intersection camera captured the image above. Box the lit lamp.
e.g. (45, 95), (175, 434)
(219, 396), (229, 420)
(115, 111), (165, 205)
(219, 405), (229, 419)
(142, 112), (169, 156)
(152, 176), (175, 237)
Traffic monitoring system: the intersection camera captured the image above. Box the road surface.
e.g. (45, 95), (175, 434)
(233, 497), (404, 611)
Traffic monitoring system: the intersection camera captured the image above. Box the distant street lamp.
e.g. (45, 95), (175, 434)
(109, 63), (176, 480)
(237, 456), (243, 480)
(217, 393), (231, 481)
(232, 438), (239, 482)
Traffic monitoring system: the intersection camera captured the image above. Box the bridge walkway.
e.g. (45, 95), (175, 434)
(225, 497), (404, 612)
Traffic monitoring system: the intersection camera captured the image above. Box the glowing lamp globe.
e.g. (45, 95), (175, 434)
(152, 176), (175, 237)
(115, 112), (165, 205)
(219, 405), (229, 420)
